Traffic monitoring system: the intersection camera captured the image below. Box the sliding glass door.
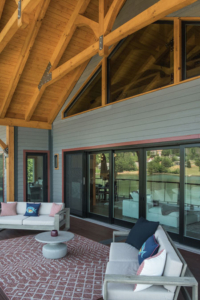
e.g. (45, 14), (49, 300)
(184, 146), (200, 240)
(146, 148), (180, 234)
(114, 151), (140, 223)
(0, 153), (3, 204)
(88, 152), (110, 218)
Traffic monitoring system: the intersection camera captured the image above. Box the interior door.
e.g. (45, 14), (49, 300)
(64, 152), (86, 217)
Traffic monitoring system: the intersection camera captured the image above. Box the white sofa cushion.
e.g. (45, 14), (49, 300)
(39, 202), (64, 215)
(15, 202), (27, 215)
(0, 215), (28, 225)
(104, 261), (174, 300)
(23, 215), (54, 226)
(155, 226), (183, 293)
(109, 242), (139, 262)
(134, 249), (166, 292)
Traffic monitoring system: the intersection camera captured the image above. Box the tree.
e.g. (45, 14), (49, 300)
(161, 157), (172, 168)
(162, 149), (171, 156)
(195, 157), (200, 171)
(186, 159), (191, 168)
(115, 152), (138, 173)
(27, 158), (34, 182)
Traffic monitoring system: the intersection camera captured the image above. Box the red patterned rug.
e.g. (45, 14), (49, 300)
(0, 234), (109, 300)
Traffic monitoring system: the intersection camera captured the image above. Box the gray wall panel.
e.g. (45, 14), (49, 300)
(0, 126), (7, 202)
(17, 127), (49, 202)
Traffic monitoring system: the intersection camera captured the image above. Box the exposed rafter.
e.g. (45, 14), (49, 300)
(0, 0), (50, 119)
(0, 0), (5, 20)
(25, 0), (91, 122)
(104, 0), (126, 35)
(75, 15), (99, 39)
(0, 0), (42, 54)
(0, 118), (51, 129)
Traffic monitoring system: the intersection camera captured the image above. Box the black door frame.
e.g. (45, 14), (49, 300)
(25, 152), (48, 202)
(64, 151), (87, 217)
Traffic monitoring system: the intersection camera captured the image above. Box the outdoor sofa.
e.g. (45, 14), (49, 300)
(103, 225), (198, 300)
(0, 202), (70, 231)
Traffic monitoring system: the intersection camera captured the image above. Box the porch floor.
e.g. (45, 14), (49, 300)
(0, 216), (199, 300)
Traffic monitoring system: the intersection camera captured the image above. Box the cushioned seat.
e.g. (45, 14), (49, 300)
(104, 261), (174, 300)
(0, 215), (28, 225)
(23, 215), (55, 226)
(109, 242), (139, 262)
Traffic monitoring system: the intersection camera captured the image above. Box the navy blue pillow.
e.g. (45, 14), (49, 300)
(24, 203), (40, 217)
(138, 234), (159, 265)
(126, 217), (159, 250)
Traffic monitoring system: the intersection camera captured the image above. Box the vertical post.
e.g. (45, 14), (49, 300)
(174, 18), (182, 84)
(6, 126), (14, 202)
(99, 0), (109, 57)
(192, 285), (198, 300)
(102, 56), (107, 106)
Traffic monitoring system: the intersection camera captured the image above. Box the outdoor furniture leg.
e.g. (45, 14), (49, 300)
(192, 285), (198, 300)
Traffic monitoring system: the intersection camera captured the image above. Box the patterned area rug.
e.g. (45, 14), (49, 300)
(0, 234), (109, 300)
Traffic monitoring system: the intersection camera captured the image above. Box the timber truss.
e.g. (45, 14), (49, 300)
(0, 0), (197, 129)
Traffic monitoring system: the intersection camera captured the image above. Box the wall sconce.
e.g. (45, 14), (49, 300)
(54, 154), (59, 170)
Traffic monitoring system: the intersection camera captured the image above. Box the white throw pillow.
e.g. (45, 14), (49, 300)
(134, 249), (166, 292)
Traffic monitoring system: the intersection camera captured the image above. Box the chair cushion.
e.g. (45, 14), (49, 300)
(0, 215), (28, 225)
(24, 203), (40, 216)
(134, 249), (166, 292)
(138, 234), (159, 265)
(39, 202), (64, 215)
(126, 217), (159, 250)
(23, 215), (54, 226)
(109, 242), (139, 262)
(103, 261), (174, 300)
(1, 202), (17, 216)
(155, 226), (183, 293)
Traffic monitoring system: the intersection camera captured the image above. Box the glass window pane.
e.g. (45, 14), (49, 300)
(109, 22), (174, 103)
(114, 151), (139, 222)
(185, 24), (200, 79)
(64, 68), (102, 117)
(185, 147), (200, 240)
(88, 152), (109, 217)
(27, 155), (44, 202)
(146, 149), (180, 234)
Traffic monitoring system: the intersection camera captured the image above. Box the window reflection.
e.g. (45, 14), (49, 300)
(114, 151), (139, 222)
(185, 24), (200, 79)
(146, 149), (180, 234)
(185, 147), (200, 240)
(89, 153), (109, 217)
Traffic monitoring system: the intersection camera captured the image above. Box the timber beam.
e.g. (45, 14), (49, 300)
(0, 118), (51, 129)
(6, 126), (14, 202)
(75, 15), (99, 39)
(0, 0), (42, 54)
(0, 0), (5, 20)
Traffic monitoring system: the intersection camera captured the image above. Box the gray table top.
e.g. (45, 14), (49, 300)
(35, 231), (74, 244)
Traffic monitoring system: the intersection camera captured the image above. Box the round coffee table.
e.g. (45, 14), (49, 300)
(35, 231), (74, 259)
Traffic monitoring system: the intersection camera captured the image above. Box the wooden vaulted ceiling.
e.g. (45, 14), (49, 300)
(0, 0), (197, 130)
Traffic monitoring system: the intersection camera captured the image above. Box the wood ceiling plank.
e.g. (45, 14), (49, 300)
(0, 0), (42, 54)
(25, 0), (91, 121)
(0, 0), (51, 118)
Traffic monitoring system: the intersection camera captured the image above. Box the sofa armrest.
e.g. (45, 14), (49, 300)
(54, 208), (70, 231)
(103, 274), (198, 300)
(113, 230), (130, 242)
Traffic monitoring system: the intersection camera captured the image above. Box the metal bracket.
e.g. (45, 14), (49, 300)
(4, 147), (8, 156)
(18, 0), (21, 19)
(38, 62), (52, 90)
(99, 35), (103, 50)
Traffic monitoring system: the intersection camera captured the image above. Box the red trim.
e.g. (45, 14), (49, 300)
(61, 134), (200, 152)
(61, 134), (200, 202)
(23, 150), (50, 203)
(62, 150), (64, 203)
